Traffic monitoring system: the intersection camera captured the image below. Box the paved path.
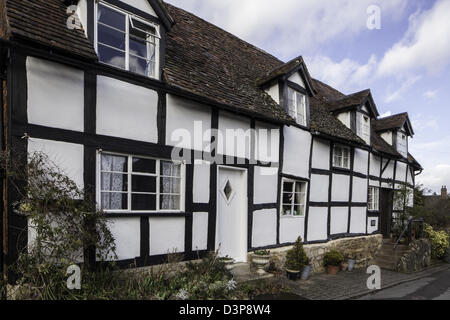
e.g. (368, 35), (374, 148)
(278, 263), (450, 300)
(358, 267), (450, 300)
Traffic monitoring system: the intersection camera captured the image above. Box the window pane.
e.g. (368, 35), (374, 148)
(129, 55), (148, 76)
(101, 173), (127, 192)
(282, 205), (292, 216)
(98, 44), (125, 69)
(160, 177), (181, 194)
(295, 182), (306, 193)
(293, 204), (305, 216)
(132, 175), (156, 193)
(101, 154), (127, 172)
(98, 24), (125, 50)
(129, 36), (148, 59)
(283, 181), (294, 193)
(131, 18), (156, 35)
(161, 162), (181, 177)
(131, 194), (156, 211)
(98, 4), (126, 31)
(282, 192), (293, 205)
(160, 195), (180, 210)
(132, 157), (156, 174)
(295, 192), (306, 205)
(101, 192), (127, 210)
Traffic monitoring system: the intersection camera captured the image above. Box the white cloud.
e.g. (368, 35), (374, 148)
(166, 0), (407, 59)
(411, 114), (439, 132)
(416, 164), (450, 194)
(423, 90), (438, 99)
(377, 0), (450, 77)
(380, 111), (392, 118)
(384, 75), (421, 103)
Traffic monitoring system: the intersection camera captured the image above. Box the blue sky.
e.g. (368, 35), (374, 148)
(166, 0), (450, 194)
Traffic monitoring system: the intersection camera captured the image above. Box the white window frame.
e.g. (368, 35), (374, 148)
(332, 144), (351, 169)
(287, 87), (307, 126)
(96, 151), (185, 214)
(368, 187), (379, 211)
(397, 132), (408, 158)
(280, 178), (308, 218)
(95, 1), (161, 79)
(357, 112), (371, 144)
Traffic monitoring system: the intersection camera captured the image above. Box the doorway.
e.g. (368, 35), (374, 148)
(380, 188), (394, 238)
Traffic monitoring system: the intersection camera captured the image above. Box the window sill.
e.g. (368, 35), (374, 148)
(96, 61), (162, 83)
(104, 211), (189, 218)
(280, 215), (305, 219)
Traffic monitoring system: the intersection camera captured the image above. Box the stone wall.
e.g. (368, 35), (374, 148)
(396, 239), (432, 273)
(265, 235), (383, 273)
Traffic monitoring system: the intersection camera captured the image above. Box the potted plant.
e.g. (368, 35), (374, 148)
(252, 250), (271, 275)
(300, 257), (312, 280)
(219, 256), (235, 271)
(284, 237), (308, 281)
(341, 258), (349, 272)
(323, 250), (344, 275)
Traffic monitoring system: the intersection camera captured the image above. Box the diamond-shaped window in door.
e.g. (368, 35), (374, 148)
(221, 179), (235, 204)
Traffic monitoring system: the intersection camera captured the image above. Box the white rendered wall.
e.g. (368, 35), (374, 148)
(337, 111), (351, 129)
(280, 217), (304, 244)
(310, 174), (329, 202)
(288, 72), (305, 88)
(193, 160), (210, 203)
(283, 126), (311, 179)
(166, 94), (212, 152)
(354, 149), (369, 174)
(27, 57), (84, 132)
(311, 138), (330, 170)
(369, 179), (381, 187)
(192, 212), (208, 251)
(350, 207), (367, 234)
(330, 207), (348, 235)
(396, 161), (407, 183)
(119, 0), (157, 16)
(149, 218), (185, 255)
(352, 177), (368, 202)
(218, 111), (251, 159)
(332, 174), (350, 202)
(307, 207), (328, 241)
(252, 209), (277, 247)
(367, 217), (378, 234)
(255, 121), (280, 163)
(369, 154), (381, 177)
(254, 166), (278, 204)
(97, 76), (158, 143)
(265, 84), (279, 104)
(382, 160), (395, 180)
(106, 218), (141, 261)
(28, 138), (84, 189)
(381, 131), (393, 145)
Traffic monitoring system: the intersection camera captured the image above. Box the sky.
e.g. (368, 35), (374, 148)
(166, 0), (450, 194)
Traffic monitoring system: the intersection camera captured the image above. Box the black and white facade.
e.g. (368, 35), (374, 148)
(0, 0), (422, 268)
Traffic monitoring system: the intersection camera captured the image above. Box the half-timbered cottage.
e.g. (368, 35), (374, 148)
(0, 0), (422, 270)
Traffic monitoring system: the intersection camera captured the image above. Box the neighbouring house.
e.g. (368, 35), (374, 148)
(0, 0), (422, 272)
(423, 186), (450, 228)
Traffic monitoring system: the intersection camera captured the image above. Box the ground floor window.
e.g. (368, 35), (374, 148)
(98, 152), (184, 213)
(368, 187), (379, 211)
(281, 178), (307, 217)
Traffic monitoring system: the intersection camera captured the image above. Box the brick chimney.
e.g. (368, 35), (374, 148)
(441, 186), (448, 198)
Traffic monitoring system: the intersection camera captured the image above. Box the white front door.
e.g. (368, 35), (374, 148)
(216, 166), (248, 262)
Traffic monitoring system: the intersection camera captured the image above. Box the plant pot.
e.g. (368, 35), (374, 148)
(220, 258), (235, 271)
(301, 265), (311, 280)
(286, 269), (300, 281)
(252, 254), (270, 275)
(341, 262), (349, 272)
(326, 265), (340, 275)
(347, 259), (356, 271)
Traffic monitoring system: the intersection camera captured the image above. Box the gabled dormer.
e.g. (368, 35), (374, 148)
(372, 113), (414, 158)
(74, 0), (173, 80)
(257, 56), (316, 128)
(328, 90), (379, 145)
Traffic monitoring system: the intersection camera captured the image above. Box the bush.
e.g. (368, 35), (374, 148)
(323, 250), (344, 267)
(284, 237), (308, 271)
(254, 250), (270, 256)
(423, 223), (450, 260)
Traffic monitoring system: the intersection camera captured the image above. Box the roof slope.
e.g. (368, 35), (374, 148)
(164, 4), (294, 124)
(3, 0), (97, 60)
(326, 89), (371, 112)
(373, 113), (412, 133)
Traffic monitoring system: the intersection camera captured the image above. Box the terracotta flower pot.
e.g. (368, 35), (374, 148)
(326, 265), (340, 275)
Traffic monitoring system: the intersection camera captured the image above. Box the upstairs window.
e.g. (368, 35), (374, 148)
(333, 144), (351, 169)
(287, 87), (307, 126)
(96, 2), (160, 79)
(281, 179), (307, 217)
(356, 113), (371, 144)
(397, 132), (408, 158)
(368, 187), (379, 211)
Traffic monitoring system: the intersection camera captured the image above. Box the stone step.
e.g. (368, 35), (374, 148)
(375, 253), (402, 261)
(374, 260), (396, 270)
(377, 248), (408, 256)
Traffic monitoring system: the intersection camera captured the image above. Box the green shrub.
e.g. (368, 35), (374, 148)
(323, 250), (344, 267)
(284, 237), (308, 271)
(423, 223), (450, 259)
(254, 250), (270, 256)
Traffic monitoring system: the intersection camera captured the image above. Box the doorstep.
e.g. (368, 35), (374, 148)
(231, 263), (274, 283)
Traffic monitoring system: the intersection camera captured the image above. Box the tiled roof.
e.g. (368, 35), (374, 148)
(373, 113), (409, 132)
(4, 0), (97, 60)
(371, 128), (402, 158)
(164, 4), (295, 124)
(326, 89), (371, 112)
